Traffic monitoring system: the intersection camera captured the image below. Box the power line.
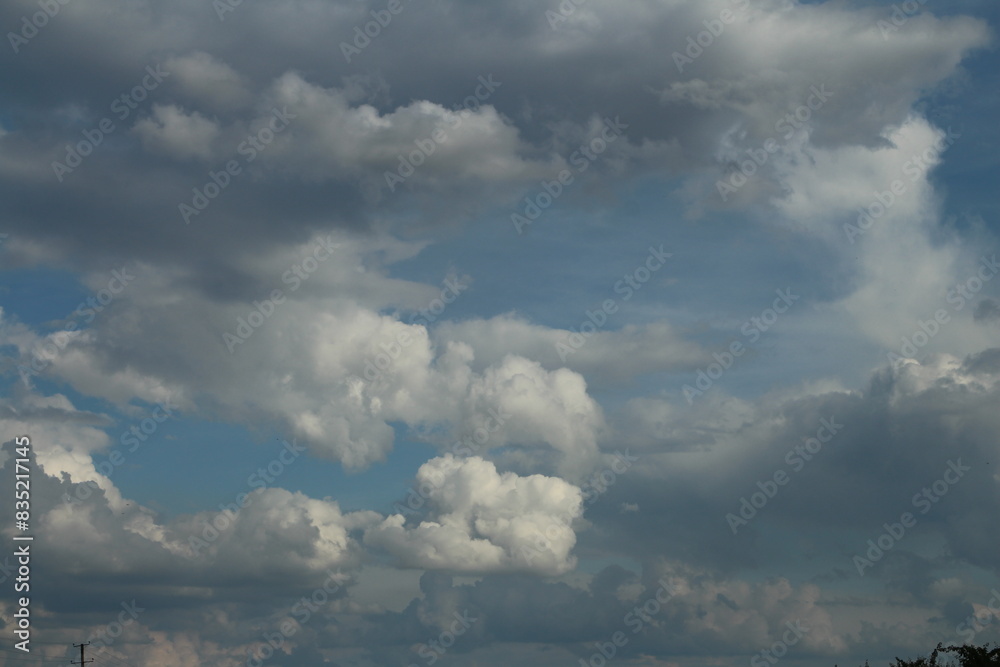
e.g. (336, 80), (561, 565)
(86, 649), (135, 667)
(70, 643), (92, 667)
(0, 641), (134, 666)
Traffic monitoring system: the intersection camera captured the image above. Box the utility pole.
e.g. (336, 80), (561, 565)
(72, 642), (94, 667)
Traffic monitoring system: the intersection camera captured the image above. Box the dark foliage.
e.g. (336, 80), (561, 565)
(890, 643), (1000, 667)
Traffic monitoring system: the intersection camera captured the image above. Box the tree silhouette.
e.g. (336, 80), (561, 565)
(890, 643), (1000, 667)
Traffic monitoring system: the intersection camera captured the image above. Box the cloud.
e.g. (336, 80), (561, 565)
(133, 104), (221, 160)
(1, 0), (998, 664)
(0, 0), (987, 276)
(0, 434), (371, 594)
(1, 236), (610, 475)
(164, 51), (253, 113)
(973, 297), (1000, 323)
(365, 455), (583, 575)
(435, 314), (709, 386)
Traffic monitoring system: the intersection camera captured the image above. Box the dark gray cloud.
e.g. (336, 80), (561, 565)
(0, 0), (989, 279)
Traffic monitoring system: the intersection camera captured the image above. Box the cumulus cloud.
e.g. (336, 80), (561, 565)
(133, 104), (221, 160)
(365, 455), (583, 575)
(257, 72), (560, 190)
(0, 235), (610, 475)
(0, 433), (372, 599)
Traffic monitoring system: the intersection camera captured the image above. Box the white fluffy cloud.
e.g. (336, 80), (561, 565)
(364, 455), (583, 575)
(0, 231), (612, 475)
(767, 116), (999, 358)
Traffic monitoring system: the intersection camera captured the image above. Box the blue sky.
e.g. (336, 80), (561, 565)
(1, 1), (1000, 666)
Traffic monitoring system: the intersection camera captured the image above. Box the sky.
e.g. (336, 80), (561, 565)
(1, 0), (999, 666)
